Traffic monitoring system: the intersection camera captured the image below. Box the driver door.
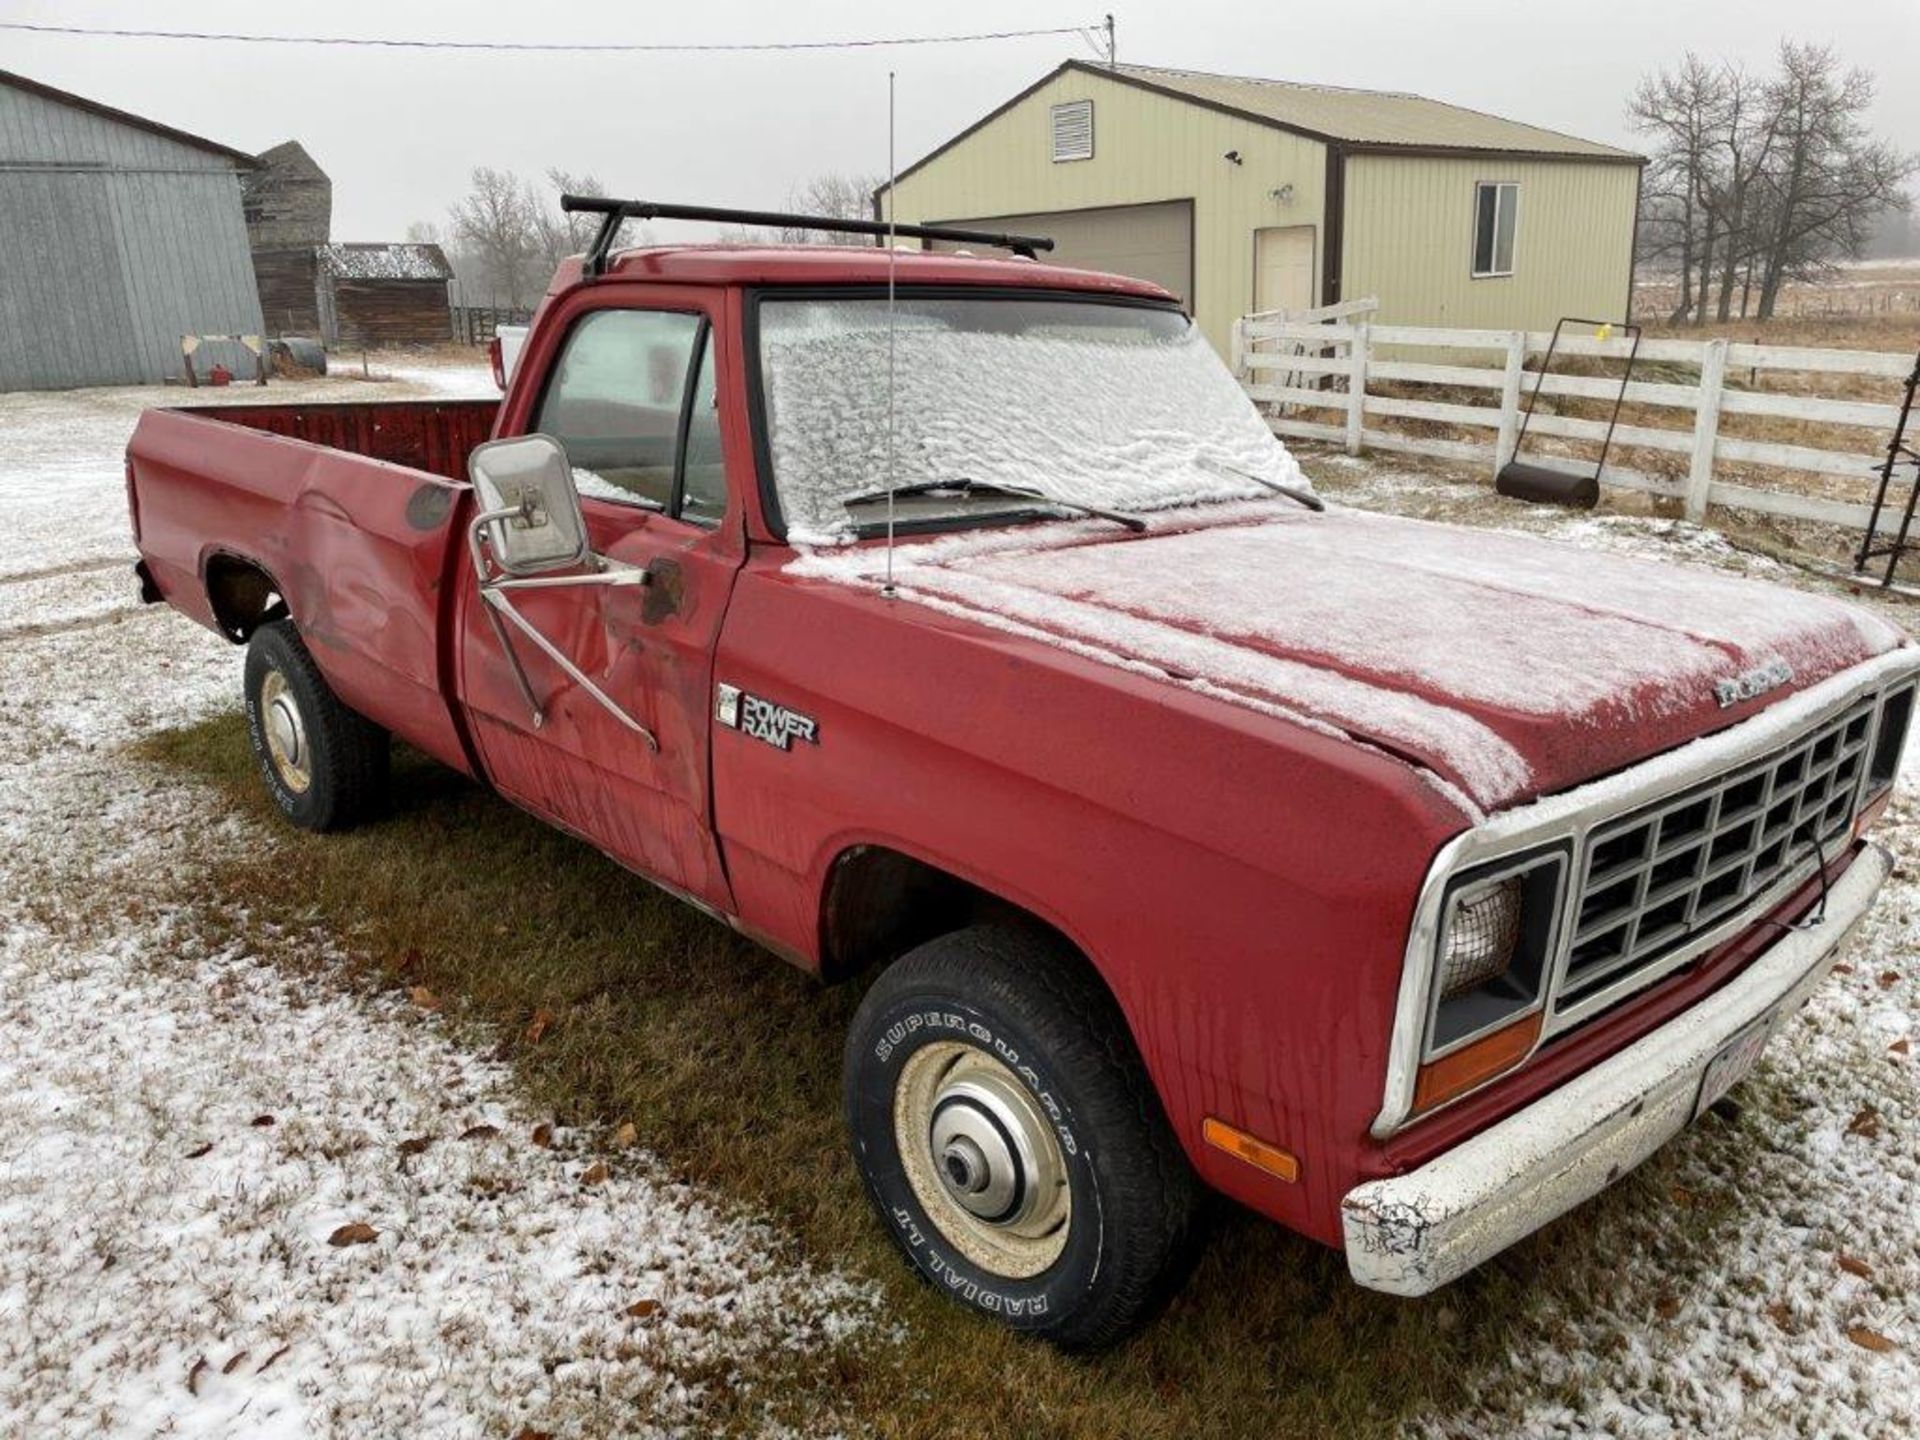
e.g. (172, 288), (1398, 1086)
(456, 290), (743, 913)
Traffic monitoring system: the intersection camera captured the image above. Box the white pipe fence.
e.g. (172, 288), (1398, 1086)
(1232, 315), (1914, 533)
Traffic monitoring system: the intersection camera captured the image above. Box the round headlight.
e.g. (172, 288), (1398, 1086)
(1439, 876), (1521, 999)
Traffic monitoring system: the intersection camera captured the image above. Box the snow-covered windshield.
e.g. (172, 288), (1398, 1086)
(755, 294), (1309, 543)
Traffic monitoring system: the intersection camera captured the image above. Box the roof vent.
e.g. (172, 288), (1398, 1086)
(1051, 100), (1094, 163)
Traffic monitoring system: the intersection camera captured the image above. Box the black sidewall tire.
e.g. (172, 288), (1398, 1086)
(847, 987), (1108, 1336)
(243, 622), (383, 832)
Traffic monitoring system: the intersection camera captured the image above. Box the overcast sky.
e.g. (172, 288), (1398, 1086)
(7, 0), (1917, 241)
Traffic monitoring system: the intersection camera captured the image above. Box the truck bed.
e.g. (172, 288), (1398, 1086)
(170, 398), (499, 482)
(128, 399), (492, 778)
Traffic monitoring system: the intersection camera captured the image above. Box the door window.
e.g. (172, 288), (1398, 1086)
(535, 309), (703, 510)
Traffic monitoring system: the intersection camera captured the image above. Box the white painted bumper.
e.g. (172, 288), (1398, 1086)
(1342, 843), (1890, 1297)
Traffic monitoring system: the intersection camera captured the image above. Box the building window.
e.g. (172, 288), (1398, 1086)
(1051, 100), (1094, 163)
(1472, 182), (1518, 277)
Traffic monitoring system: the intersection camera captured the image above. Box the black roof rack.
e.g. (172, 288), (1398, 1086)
(561, 195), (1055, 278)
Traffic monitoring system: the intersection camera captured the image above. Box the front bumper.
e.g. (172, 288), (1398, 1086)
(1341, 842), (1890, 1296)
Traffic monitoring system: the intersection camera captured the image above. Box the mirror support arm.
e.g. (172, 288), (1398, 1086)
(467, 506), (660, 751)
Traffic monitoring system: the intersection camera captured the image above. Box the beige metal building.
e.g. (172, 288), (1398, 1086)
(878, 62), (1644, 356)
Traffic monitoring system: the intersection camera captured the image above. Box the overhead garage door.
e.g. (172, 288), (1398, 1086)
(931, 200), (1193, 310)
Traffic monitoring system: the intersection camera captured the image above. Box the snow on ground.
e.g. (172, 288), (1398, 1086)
(0, 365), (873, 1438)
(1297, 456), (1920, 1439)
(2, 362), (1915, 1435)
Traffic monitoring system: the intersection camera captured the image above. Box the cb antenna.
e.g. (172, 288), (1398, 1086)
(1104, 13), (1116, 66)
(883, 69), (899, 597)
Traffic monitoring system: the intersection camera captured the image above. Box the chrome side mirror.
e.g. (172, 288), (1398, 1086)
(467, 433), (589, 576)
(464, 433), (657, 750)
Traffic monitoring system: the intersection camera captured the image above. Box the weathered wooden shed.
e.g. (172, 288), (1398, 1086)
(0, 69), (266, 390)
(879, 62), (1644, 358)
(243, 140), (331, 336)
(316, 243), (454, 348)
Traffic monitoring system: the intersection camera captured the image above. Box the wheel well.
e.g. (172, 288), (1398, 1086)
(818, 845), (1081, 984)
(204, 554), (288, 642)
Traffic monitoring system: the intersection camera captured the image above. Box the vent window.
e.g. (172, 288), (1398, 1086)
(1051, 100), (1094, 163)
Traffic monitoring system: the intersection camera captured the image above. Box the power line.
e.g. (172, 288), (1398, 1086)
(0, 19), (1104, 55)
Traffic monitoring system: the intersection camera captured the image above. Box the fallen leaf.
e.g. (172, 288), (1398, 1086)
(186, 1358), (208, 1396)
(1846, 1106), (1881, 1139)
(1670, 1185), (1697, 1209)
(409, 985), (442, 1012)
(257, 1344), (292, 1375)
(250, 1114), (276, 1128)
(1838, 1253), (1873, 1279)
(1833, 963), (1854, 975)
(624, 1298), (661, 1319)
(1893, 1039), (1911, 1055)
(580, 1160), (610, 1187)
(512, 1430), (555, 1440)
(222, 1351), (248, 1375)
(1848, 1326), (1896, 1353)
(328, 1222), (379, 1247)
(612, 1122), (637, 1149)
(1766, 1302), (1793, 1330)
(523, 1009), (554, 1045)
(185, 1142), (214, 1159)
(460, 1123), (501, 1142)
(1655, 1292), (1680, 1319)
(1877, 970), (1900, 990)
(531, 1123), (554, 1148)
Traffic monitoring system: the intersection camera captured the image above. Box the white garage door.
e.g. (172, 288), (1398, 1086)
(932, 200), (1194, 309)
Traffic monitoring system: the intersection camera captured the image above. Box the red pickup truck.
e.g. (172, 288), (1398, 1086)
(128, 205), (1915, 1350)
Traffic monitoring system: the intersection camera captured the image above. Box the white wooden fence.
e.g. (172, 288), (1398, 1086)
(1232, 315), (1914, 532)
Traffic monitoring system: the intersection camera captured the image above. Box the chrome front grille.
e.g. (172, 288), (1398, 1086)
(1558, 697), (1876, 1014)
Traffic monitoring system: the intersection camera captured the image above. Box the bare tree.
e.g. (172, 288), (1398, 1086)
(447, 167), (537, 308)
(1631, 56), (1722, 323)
(529, 169), (608, 272)
(1629, 43), (1916, 323)
(1702, 64), (1782, 320)
(1748, 43), (1917, 318)
(774, 172), (888, 243)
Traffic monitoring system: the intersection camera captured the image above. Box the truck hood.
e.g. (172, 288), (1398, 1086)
(792, 504), (1907, 813)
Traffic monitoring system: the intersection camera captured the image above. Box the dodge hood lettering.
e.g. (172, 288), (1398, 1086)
(1714, 658), (1794, 708)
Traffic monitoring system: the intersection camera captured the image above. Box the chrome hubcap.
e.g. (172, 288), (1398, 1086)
(894, 1042), (1071, 1278)
(260, 670), (312, 794)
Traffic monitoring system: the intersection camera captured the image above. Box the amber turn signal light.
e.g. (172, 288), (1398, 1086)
(1412, 1010), (1543, 1115)
(1201, 1116), (1300, 1183)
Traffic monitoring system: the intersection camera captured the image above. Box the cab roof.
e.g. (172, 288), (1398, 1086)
(547, 243), (1177, 302)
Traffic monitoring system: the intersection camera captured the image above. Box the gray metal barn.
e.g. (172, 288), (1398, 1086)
(0, 70), (266, 391)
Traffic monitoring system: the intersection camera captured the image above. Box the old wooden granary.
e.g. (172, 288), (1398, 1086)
(243, 142), (453, 347)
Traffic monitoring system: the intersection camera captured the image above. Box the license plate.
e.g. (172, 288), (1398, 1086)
(1694, 1013), (1775, 1120)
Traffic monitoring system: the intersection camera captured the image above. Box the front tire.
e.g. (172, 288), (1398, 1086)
(243, 620), (388, 832)
(843, 924), (1201, 1350)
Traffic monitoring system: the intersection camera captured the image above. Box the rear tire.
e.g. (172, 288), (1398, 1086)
(843, 924), (1202, 1350)
(243, 620), (388, 832)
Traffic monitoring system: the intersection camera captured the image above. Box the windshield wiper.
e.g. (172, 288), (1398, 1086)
(1198, 456), (1325, 512)
(842, 477), (1147, 533)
